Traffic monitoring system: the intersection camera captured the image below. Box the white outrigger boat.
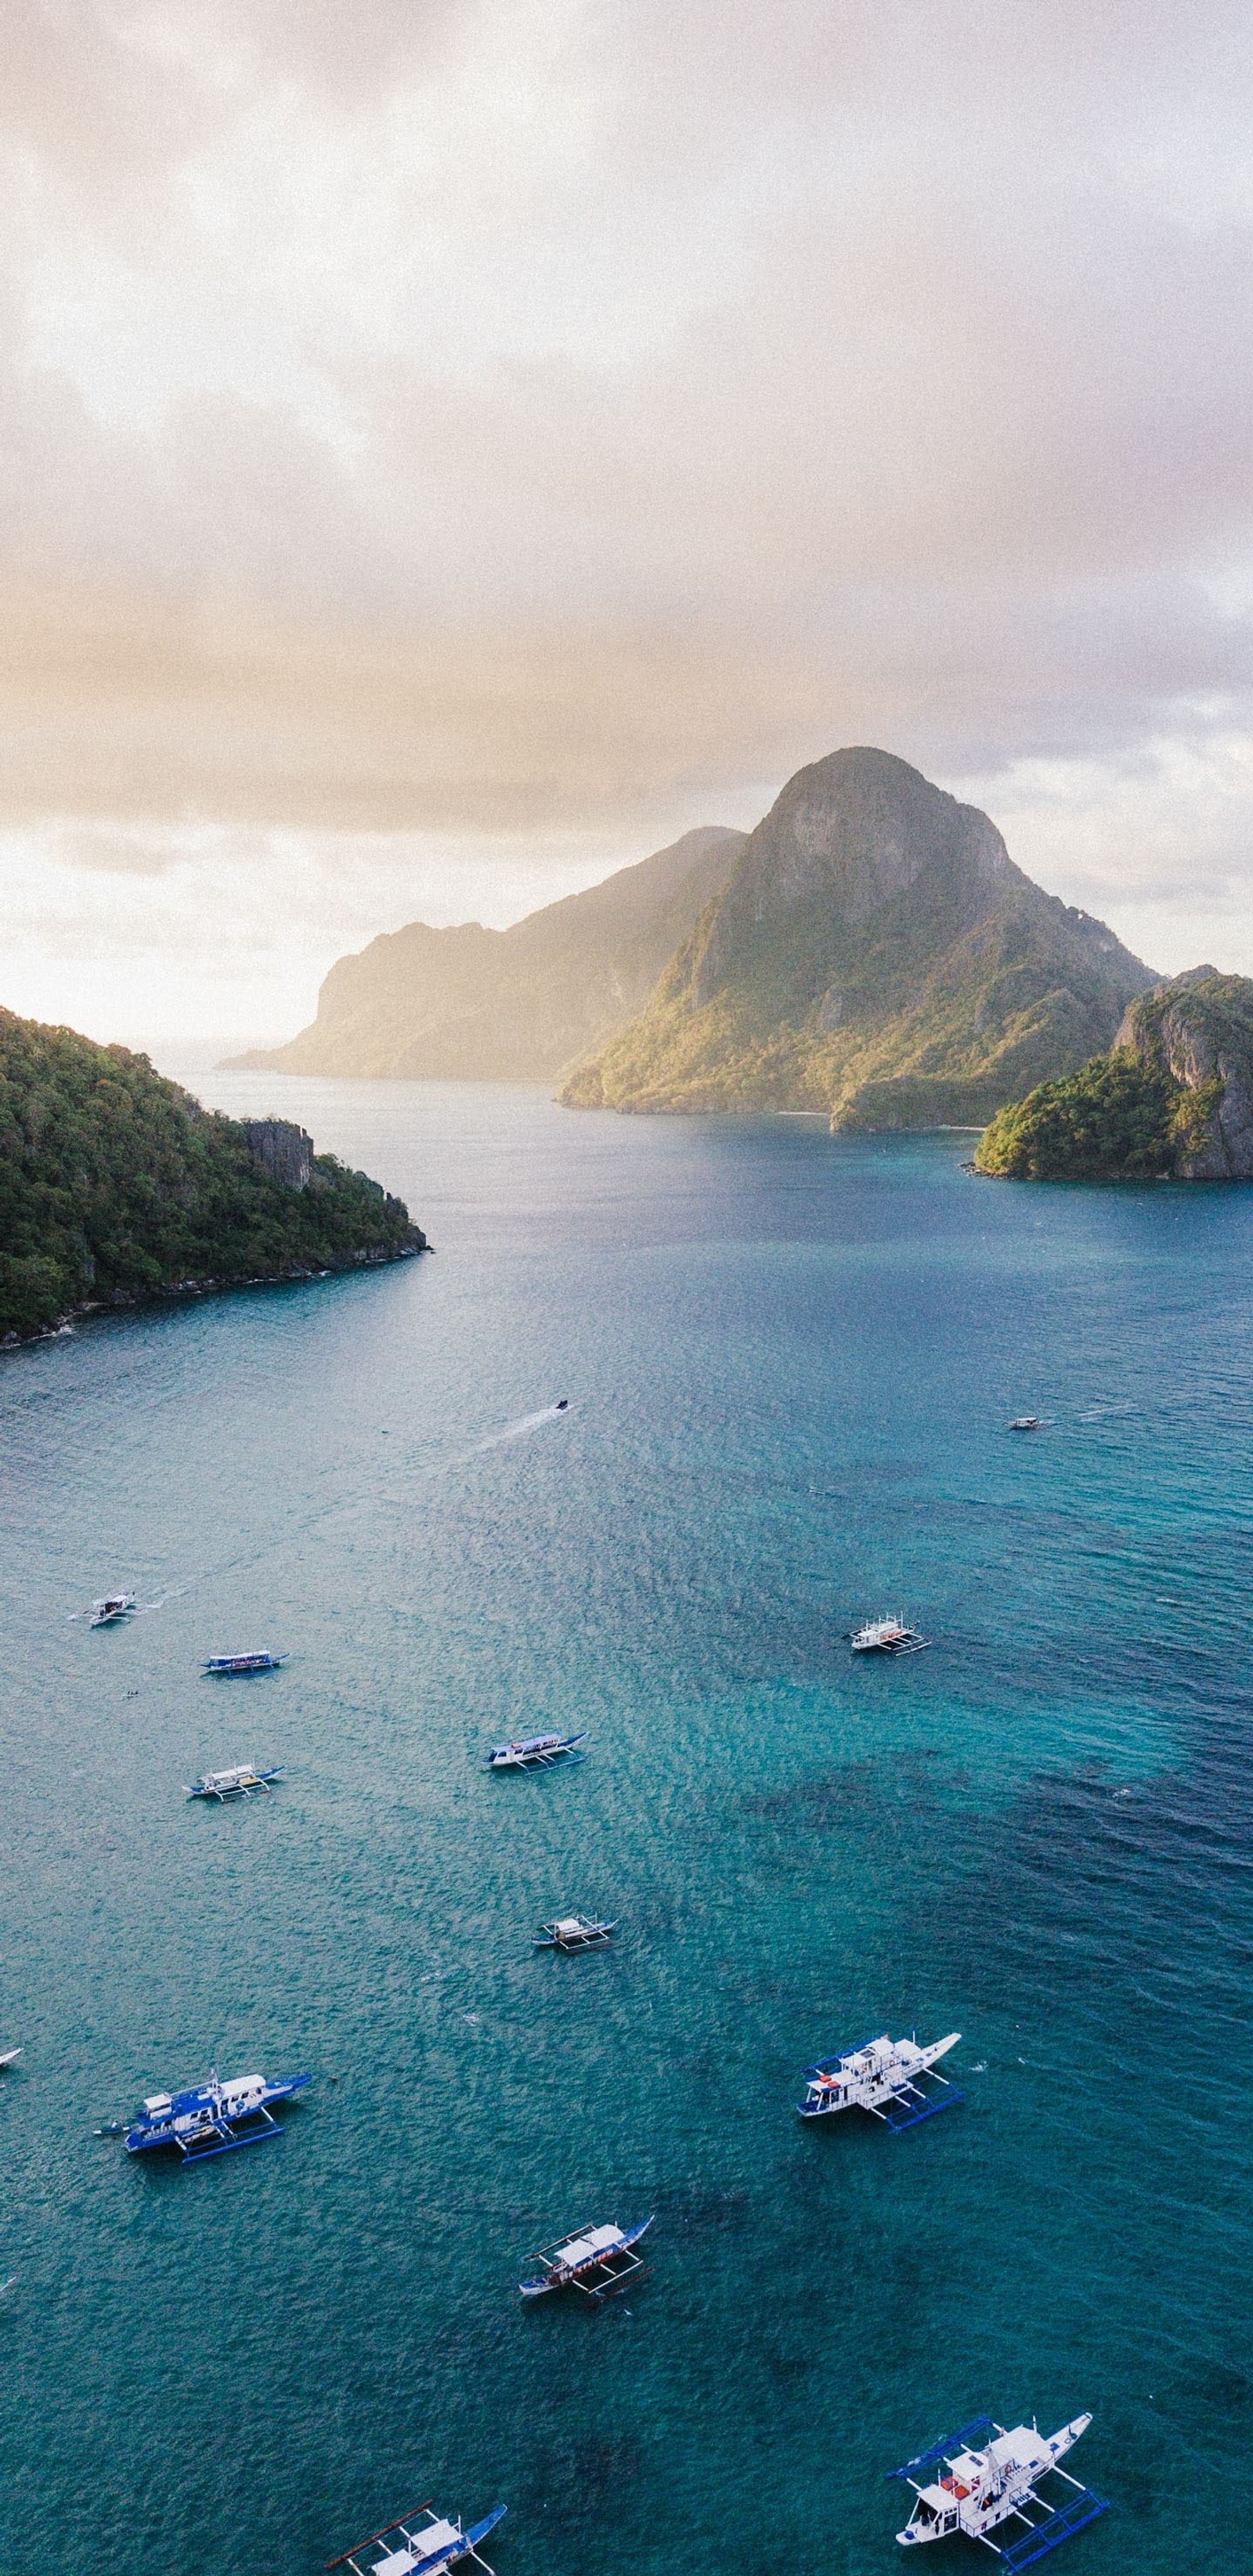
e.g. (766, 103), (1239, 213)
(484, 1731), (586, 1771)
(533, 1914), (615, 1952)
(850, 1617), (930, 1655)
(519, 2216), (652, 2300)
(891, 2413), (1107, 2565)
(91, 1592), (135, 1628)
(327, 2501), (507, 2576)
(799, 2032), (962, 2133)
(186, 1762), (284, 1801)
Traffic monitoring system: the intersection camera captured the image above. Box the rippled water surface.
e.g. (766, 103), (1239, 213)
(3, 1080), (1252, 2574)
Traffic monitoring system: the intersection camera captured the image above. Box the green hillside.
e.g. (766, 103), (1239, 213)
(0, 1009), (425, 1342)
(562, 749), (1155, 1129)
(975, 970), (1253, 1180)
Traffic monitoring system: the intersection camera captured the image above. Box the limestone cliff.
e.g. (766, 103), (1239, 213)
(974, 970), (1253, 1180)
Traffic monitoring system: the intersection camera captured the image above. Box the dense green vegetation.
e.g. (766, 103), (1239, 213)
(973, 1048), (1216, 1180)
(0, 1009), (424, 1341)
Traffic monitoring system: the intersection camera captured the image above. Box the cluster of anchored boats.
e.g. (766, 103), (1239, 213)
(79, 1410), (1110, 2572)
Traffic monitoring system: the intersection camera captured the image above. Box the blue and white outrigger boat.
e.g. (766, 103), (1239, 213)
(519, 2216), (652, 2299)
(327, 2502), (507, 2576)
(186, 1762), (285, 1801)
(202, 1649), (288, 1675)
(124, 2068), (309, 2162)
(799, 2031), (962, 2133)
(484, 1731), (585, 1771)
(891, 2413), (1107, 2564)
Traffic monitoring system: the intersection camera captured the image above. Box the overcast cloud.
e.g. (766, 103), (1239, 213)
(2, 0), (1252, 1051)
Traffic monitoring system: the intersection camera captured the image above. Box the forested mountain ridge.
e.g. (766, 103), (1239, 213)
(561, 749), (1156, 1129)
(0, 1009), (426, 1342)
(227, 825), (746, 1081)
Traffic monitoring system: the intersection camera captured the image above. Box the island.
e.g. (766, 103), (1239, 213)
(973, 970), (1253, 1180)
(0, 1006), (428, 1343)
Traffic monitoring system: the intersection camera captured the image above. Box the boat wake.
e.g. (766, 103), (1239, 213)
(474, 1401), (571, 1451)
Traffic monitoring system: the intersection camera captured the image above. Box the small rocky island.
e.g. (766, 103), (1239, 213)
(0, 1006), (428, 1342)
(974, 970), (1253, 1180)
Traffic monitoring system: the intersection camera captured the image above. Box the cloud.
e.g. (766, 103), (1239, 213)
(2, 0), (1253, 1042)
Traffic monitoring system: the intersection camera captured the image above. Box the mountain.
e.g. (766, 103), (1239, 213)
(226, 826), (746, 1081)
(0, 1010), (426, 1342)
(560, 748), (1156, 1129)
(974, 970), (1253, 1180)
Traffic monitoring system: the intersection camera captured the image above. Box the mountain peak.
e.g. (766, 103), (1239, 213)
(562, 746), (1156, 1129)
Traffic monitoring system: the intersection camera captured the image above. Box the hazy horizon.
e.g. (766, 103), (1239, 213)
(5, 2), (1253, 1053)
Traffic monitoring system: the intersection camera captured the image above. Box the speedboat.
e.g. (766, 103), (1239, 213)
(850, 1618), (930, 1655)
(533, 1914), (615, 1951)
(519, 2216), (652, 2299)
(800, 2032), (961, 2132)
(328, 2502), (507, 2576)
(201, 1650), (288, 1675)
(0, 2048), (20, 2071)
(185, 1763), (284, 1800)
(484, 1731), (586, 1770)
(124, 2068), (309, 2162)
(891, 2412), (1107, 2557)
(91, 1593), (135, 1627)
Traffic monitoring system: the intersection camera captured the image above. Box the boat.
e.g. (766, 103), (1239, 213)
(533, 1914), (616, 1952)
(91, 1593), (135, 1627)
(799, 2032), (962, 2133)
(0, 2048), (20, 2071)
(186, 1763), (285, 1801)
(201, 1650), (289, 1675)
(1008, 1416), (1042, 1432)
(891, 2413), (1107, 2563)
(123, 2068), (310, 2162)
(850, 1618), (930, 1656)
(556, 1398), (569, 1410)
(519, 2216), (652, 2299)
(484, 1732), (586, 1770)
(326, 2502), (507, 2576)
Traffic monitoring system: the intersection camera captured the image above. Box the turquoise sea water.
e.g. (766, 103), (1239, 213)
(3, 1079), (1253, 2575)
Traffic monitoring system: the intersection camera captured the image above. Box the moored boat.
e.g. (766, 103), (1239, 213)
(186, 1762), (285, 1800)
(850, 1617), (930, 1655)
(1008, 1416), (1042, 1432)
(519, 2215), (652, 2299)
(533, 1914), (615, 1952)
(91, 1592), (135, 1627)
(327, 2501), (507, 2576)
(124, 2067), (309, 2161)
(484, 1732), (586, 1770)
(799, 2032), (962, 2132)
(202, 1649), (289, 1675)
(891, 2412), (1107, 2560)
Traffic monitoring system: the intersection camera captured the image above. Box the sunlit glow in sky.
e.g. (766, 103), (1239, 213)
(3, 1), (1253, 1053)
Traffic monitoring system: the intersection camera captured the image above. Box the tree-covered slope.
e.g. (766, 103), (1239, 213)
(0, 1010), (426, 1341)
(974, 970), (1253, 1180)
(227, 826), (745, 1081)
(561, 749), (1155, 1129)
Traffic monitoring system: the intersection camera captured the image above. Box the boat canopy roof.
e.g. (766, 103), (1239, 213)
(557, 2224), (623, 2265)
(376, 2521), (461, 2575)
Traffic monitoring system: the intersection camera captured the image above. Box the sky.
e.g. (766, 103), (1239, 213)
(3, 0), (1253, 1057)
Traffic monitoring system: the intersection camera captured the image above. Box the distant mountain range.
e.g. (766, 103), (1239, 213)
(231, 746), (1157, 1131)
(563, 749), (1157, 1129)
(226, 826), (746, 1081)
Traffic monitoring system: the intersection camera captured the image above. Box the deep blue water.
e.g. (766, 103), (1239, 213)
(2, 1080), (1252, 2575)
